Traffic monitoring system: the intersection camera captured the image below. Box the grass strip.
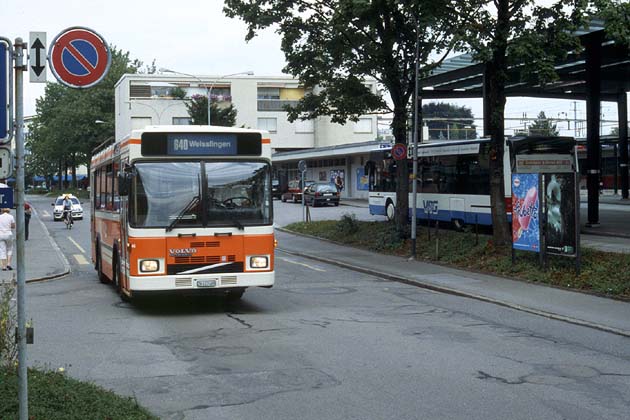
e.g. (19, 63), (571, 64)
(0, 366), (158, 420)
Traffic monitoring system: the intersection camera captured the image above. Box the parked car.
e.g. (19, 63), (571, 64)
(271, 179), (282, 199)
(281, 179), (315, 203)
(52, 194), (83, 221)
(303, 182), (340, 207)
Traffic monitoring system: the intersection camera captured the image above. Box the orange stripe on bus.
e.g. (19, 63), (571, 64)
(262, 138), (271, 144)
(127, 234), (275, 276)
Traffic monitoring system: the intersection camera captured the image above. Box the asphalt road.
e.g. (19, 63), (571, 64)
(25, 198), (630, 420)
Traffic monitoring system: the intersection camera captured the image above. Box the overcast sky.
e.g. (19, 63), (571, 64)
(3, 0), (625, 137)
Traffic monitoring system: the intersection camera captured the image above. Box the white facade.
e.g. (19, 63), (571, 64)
(114, 74), (378, 151)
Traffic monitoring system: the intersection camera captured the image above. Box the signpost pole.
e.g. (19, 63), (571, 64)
(14, 37), (28, 420)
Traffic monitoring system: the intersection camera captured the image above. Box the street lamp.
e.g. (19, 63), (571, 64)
(158, 68), (254, 125)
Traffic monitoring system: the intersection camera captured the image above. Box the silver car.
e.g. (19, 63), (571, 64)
(52, 195), (84, 221)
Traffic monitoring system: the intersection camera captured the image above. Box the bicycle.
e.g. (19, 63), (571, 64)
(63, 209), (73, 229)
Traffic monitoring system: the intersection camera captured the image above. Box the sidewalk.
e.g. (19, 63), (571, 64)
(276, 228), (630, 337)
(0, 206), (70, 284)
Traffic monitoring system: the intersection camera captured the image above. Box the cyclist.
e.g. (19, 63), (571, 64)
(62, 195), (74, 228)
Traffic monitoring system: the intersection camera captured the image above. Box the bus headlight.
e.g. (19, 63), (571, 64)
(140, 259), (160, 272)
(249, 256), (269, 269)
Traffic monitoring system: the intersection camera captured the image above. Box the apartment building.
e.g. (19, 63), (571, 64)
(114, 73), (378, 151)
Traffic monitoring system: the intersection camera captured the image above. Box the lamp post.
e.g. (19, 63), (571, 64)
(159, 68), (254, 125)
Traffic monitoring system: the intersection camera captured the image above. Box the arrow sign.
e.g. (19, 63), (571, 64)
(29, 32), (47, 83)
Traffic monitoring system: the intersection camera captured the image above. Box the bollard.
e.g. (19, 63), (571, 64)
(475, 213), (479, 245)
(435, 220), (439, 260)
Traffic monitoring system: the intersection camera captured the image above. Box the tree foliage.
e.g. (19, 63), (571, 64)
(422, 102), (477, 140)
(527, 111), (559, 137)
(224, 0), (463, 236)
(454, 0), (608, 246)
(27, 47), (141, 187)
(184, 95), (238, 126)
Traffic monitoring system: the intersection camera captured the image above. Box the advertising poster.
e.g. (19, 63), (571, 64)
(356, 168), (369, 191)
(544, 173), (577, 255)
(512, 173), (540, 252)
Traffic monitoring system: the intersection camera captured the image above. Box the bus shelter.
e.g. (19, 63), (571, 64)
(508, 136), (580, 273)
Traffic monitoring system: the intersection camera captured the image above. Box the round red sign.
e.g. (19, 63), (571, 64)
(48, 27), (110, 88)
(391, 143), (407, 161)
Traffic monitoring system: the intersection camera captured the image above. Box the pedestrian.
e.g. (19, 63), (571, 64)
(24, 202), (32, 241)
(0, 207), (15, 270)
(334, 174), (344, 193)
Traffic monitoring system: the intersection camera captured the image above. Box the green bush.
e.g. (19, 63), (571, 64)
(336, 213), (359, 235)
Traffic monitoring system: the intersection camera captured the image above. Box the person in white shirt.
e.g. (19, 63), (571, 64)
(0, 207), (15, 270)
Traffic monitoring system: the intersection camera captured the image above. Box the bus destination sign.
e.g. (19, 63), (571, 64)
(167, 133), (237, 156)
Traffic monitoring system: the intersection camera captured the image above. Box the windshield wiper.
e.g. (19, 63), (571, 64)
(166, 195), (200, 232)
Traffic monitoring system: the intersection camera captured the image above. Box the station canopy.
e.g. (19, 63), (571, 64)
(418, 20), (630, 102)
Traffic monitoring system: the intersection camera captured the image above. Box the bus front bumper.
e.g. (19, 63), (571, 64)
(128, 271), (274, 292)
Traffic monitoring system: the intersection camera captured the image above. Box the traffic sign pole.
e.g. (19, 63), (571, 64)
(14, 37), (28, 420)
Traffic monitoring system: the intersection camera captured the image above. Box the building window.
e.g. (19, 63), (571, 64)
(257, 117), (277, 133)
(295, 119), (314, 133)
(257, 87), (280, 99)
(172, 117), (191, 125)
(210, 87), (231, 102)
(353, 118), (372, 133)
(129, 84), (151, 98)
(131, 117), (153, 130)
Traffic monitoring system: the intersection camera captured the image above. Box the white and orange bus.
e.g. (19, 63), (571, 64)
(90, 126), (275, 301)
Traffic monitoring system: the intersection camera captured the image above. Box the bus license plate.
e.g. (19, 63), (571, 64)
(197, 279), (217, 288)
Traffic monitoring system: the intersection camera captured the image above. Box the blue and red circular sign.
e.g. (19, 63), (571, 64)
(391, 143), (407, 161)
(48, 27), (111, 89)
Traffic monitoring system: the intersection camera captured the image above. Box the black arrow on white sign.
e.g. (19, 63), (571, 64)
(30, 38), (45, 76)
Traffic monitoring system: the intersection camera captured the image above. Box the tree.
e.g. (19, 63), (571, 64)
(528, 111), (559, 137)
(27, 47), (141, 187)
(455, 0), (600, 246)
(224, 0), (462, 236)
(422, 102), (477, 140)
(184, 94), (238, 126)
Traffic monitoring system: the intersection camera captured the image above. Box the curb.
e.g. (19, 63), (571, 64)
(581, 229), (630, 239)
(276, 227), (630, 338)
(26, 210), (71, 283)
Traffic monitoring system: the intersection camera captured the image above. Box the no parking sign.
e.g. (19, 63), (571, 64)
(48, 27), (110, 88)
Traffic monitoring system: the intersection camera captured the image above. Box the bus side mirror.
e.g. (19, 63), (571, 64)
(118, 173), (130, 196)
(118, 164), (134, 196)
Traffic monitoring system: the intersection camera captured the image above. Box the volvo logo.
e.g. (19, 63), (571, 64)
(169, 248), (198, 257)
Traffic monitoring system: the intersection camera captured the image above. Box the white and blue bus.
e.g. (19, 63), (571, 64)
(366, 136), (576, 229)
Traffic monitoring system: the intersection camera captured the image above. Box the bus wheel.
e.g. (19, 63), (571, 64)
(385, 200), (395, 221)
(452, 219), (465, 232)
(96, 245), (109, 284)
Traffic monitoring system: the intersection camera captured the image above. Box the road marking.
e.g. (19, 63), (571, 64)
(73, 254), (90, 265)
(68, 237), (86, 254)
(277, 256), (326, 272)
(42, 210), (51, 218)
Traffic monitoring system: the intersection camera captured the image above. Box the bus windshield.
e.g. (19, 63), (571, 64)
(130, 161), (271, 228)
